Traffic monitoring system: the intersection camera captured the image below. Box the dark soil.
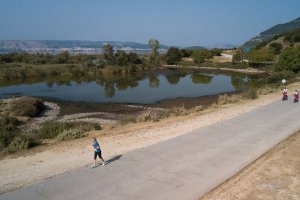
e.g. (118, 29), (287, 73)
(55, 92), (239, 116)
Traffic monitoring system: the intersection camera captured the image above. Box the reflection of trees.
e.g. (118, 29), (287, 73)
(231, 77), (245, 91)
(95, 74), (145, 97)
(46, 81), (54, 88)
(116, 78), (139, 90)
(165, 73), (186, 85)
(148, 75), (160, 88)
(191, 73), (212, 84)
(104, 82), (115, 97)
(231, 75), (262, 91)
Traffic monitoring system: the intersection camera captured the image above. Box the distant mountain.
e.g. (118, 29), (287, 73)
(184, 46), (206, 50)
(0, 40), (169, 53)
(243, 17), (300, 48)
(204, 43), (238, 49)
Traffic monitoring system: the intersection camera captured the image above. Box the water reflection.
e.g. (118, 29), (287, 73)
(165, 73), (187, 85)
(191, 73), (213, 84)
(0, 70), (264, 103)
(148, 75), (160, 88)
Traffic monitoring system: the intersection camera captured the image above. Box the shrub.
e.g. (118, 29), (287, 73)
(38, 121), (101, 140)
(0, 115), (20, 149)
(267, 70), (295, 83)
(136, 111), (159, 122)
(7, 135), (37, 151)
(120, 116), (137, 125)
(243, 90), (258, 99)
(9, 96), (45, 117)
(165, 47), (182, 65)
(258, 86), (278, 95)
(218, 94), (240, 105)
(248, 48), (275, 67)
(269, 42), (283, 55)
(56, 129), (85, 141)
(193, 105), (204, 112)
(192, 50), (213, 63)
(168, 107), (187, 116)
(277, 46), (300, 73)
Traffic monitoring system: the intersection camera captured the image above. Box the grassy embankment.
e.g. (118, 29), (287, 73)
(0, 97), (100, 154)
(0, 80), (283, 155)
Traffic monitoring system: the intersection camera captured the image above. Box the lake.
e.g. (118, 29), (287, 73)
(0, 70), (260, 104)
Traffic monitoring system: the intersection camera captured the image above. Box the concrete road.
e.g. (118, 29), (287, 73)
(2, 99), (300, 200)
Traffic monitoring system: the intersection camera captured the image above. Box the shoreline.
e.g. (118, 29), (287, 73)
(162, 65), (266, 74)
(53, 92), (228, 116)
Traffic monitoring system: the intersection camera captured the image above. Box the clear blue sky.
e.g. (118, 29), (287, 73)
(0, 0), (299, 47)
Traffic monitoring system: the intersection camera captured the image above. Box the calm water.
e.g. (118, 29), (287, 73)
(0, 70), (258, 104)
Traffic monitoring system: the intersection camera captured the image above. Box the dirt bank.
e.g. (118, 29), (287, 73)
(200, 130), (300, 200)
(163, 65), (266, 74)
(0, 82), (299, 194)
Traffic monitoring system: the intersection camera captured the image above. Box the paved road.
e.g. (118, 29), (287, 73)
(2, 99), (300, 200)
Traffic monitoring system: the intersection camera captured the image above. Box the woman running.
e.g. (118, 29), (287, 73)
(93, 137), (106, 167)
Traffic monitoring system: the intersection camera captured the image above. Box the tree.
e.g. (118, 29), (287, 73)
(165, 47), (182, 65)
(115, 50), (129, 66)
(148, 39), (160, 66)
(191, 50), (213, 63)
(180, 49), (193, 57)
(211, 48), (222, 56)
(269, 42), (283, 55)
(128, 52), (142, 65)
(102, 43), (114, 64)
(277, 46), (300, 73)
(232, 49), (244, 63)
(248, 48), (275, 67)
(52, 51), (70, 64)
(255, 41), (268, 50)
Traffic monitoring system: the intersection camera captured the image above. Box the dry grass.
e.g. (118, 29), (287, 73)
(136, 111), (160, 122)
(217, 94), (240, 105)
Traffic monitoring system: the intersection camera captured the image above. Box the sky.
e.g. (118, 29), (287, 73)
(0, 0), (299, 47)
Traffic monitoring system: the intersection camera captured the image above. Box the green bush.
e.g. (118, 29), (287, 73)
(284, 29), (300, 43)
(0, 115), (20, 149)
(192, 50), (213, 63)
(269, 42), (283, 55)
(9, 96), (45, 117)
(277, 46), (300, 73)
(267, 70), (295, 83)
(248, 48), (275, 67)
(165, 47), (182, 65)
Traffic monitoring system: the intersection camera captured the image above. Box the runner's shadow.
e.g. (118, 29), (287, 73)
(106, 155), (122, 165)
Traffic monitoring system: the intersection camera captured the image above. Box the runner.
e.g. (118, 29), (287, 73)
(93, 138), (106, 167)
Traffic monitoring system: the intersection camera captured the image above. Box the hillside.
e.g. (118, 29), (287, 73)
(243, 17), (300, 48)
(258, 28), (300, 51)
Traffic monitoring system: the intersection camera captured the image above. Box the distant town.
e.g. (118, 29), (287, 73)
(0, 40), (168, 54)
